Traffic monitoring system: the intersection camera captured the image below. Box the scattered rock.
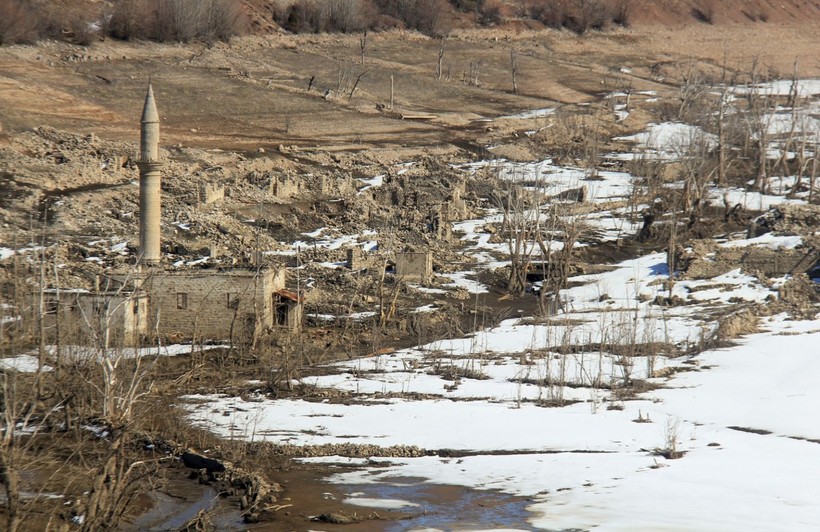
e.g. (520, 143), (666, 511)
(313, 512), (357, 524)
(180, 451), (226, 473)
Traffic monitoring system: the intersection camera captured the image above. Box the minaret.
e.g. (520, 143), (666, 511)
(138, 83), (161, 265)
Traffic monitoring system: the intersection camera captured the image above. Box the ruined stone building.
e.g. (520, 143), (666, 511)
(40, 287), (149, 347)
(137, 268), (298, 340)
(43, 84), (301, 345)
(132, 83), (301, 340)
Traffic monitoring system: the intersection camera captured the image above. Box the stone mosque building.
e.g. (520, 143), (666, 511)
(45, 84), (301, 346)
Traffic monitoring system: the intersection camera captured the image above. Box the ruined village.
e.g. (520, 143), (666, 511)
(1, 1), (820, 530)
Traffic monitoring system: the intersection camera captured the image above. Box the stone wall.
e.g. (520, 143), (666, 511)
(199, 182), (225, 204)
(270, 175), (299, 198)
(395, 252), (433, 283)
(347, 247), (381, 271)
(143, 267), (285, 340)
(683, 243), (819, 279)
(41, 290), (148, 346)
(319, 173), (355, 197)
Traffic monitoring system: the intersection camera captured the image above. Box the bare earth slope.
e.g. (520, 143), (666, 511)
(1, 21), (819, 149)
(624, 0), (820, 25)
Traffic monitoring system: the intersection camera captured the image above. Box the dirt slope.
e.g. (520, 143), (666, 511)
(240, 0), (820, 30)
(624, 0), (820, 25)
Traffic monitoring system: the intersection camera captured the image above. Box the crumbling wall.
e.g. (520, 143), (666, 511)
(682, 240), (819, 279)
(270, 175), (300, 198)
(347, 247), (381, 271)
(142, 267), (285, 340)
(748, 204), (820, 238)
(395, 251), (433, 283)
(319, 172), (355, 197)
(199, 182), (225, 204)
(39, 290), (148, 346)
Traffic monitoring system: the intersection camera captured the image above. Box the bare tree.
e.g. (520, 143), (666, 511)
(468, 59), (481, 87)
(510, 49), (519, 94)
(349, 70), (368, 100)
(112, 0), (246, 43)
(675, 127), (717, 222)
(359, 30), (367, 66)
(535, 206), (581, 316)
(493, 165), (543, 296)
(70, 282), (160, 530)
(436, 37), (447, 80)
(742, 60), (777, 193)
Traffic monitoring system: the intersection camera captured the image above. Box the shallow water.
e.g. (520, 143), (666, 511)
(129, 485), (218, 531)
(336, 476), (536, 531)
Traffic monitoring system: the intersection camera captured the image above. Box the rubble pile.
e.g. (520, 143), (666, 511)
(679, 205), (820, 281)
(1, 125), (493, 349)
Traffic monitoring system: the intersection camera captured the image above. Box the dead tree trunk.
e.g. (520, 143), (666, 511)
(510, 50), (518, 94)
(1, 375), (21, 532)
(436, 38), (446, 80)
(359, 31), (367, 66)
(349, 71), (367, 100)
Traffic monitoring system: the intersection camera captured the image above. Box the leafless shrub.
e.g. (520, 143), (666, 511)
(109, 0), (247, 42)
(281, 0), (377, 33)
(449, 0), (484, 12)
(571, 0), (612, 33)
(610, 0), (631, 27)
(0, 0), (41, 45)
(479, 0), (504, 26)
(692, 0), (716, 24)
(38, 4), (101, 45)
(375, 0), (454, 36)
(526, 0), (613, 34)
(107, 0), (151, 41)
(655, 416), (684, 459)
(526, 0), (570, 29)
(155, 0), (247, 42)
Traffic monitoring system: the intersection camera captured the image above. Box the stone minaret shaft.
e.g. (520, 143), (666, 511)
(138, 83), (161, 265)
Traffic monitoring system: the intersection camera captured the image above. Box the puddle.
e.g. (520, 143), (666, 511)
(129, 485), (219, 531)
(335, 477), (536, 531)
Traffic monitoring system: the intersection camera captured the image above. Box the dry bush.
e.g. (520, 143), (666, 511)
(37, 4), (102, 45)
(479, 0), (504, 25)
(375, 0), (454, 36)
(107, 0), (152, 41)
(526, 0), (614, 33)
(277, 1), (320, 33)
(280, 0), (453, 35)
(449, 0), (484, 12)
(328, 0), (378, 32)
(156, 0), (248, 42)
(570, 0), (612, 33)
(692, 0), (716, 24)
(610, 0), (631, 27)
(280, 0), (377, 33)
(0, 0), (42, 45)
(109, 0), (247, 42)
(526, 0), (570, 29)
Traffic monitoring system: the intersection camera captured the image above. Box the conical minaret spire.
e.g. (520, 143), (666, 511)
(138, 82), (162, 265)
(140, 82), (160, 162)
